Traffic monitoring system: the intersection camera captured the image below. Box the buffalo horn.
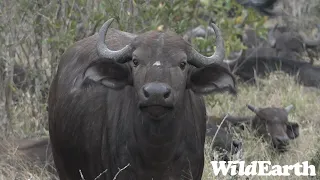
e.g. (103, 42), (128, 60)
(284, 104), (294, 113)
(188, 22), (225, 67)
(299, 25), (320, 47)
(97, 18), (134, 63)
(247, 104), (259, 113)
(267, 24), (278, 48)
(224, 49), (244, 65)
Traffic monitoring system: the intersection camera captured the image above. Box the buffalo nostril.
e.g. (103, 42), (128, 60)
(275, 137), (289, 145)
(163, 88), (171, 99)
(233, 140), (242, 149)
(143, 88), (150, 98)
(142, 83), (172, 100)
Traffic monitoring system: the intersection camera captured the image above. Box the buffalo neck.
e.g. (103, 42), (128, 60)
(132, 104), (183, 167)
(107, 87), (205, 171)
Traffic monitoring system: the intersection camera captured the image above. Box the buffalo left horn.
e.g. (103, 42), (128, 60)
(267, 24), (278, 48)
(97, 18), (134, 63)
(247, 104), (259, 113)
(299, 25), (320, 47)
(224, 49), (244, 66)
(188, 21), (225, 67)
(284, 104), (294, 113)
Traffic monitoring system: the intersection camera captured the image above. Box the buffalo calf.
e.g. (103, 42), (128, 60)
(207, 104), (300, 153)
(246, 104), (299, 152)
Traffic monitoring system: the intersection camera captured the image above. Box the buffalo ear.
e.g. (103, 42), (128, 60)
(83, 59), (131, 89)
(188, 63), (236, 95)
(286, 122), (299, 139)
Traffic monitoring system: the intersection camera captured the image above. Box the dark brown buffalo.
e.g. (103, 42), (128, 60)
(228, 56), (320, 88)
(229, 25), (320, 63)
(267, 24), (320, 61)
(216, 104), (300, 152)
(48, 18), (236, 180)
(206, 116), (243, 161)
(235, 0), (280, 16)
(184, 25), (320, 88)
(185, 24), (320, 66)
(0, 137), (55, 173)
(247, 104), (300, 152)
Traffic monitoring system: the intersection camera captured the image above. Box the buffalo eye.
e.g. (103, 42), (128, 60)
(132, 59), (139, 67)
(179, 62), (187, 70)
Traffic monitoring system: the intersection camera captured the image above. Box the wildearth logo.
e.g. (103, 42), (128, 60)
(211, 161), (316, 176)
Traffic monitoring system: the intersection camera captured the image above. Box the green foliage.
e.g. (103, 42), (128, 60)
(5, 0), (269, 63)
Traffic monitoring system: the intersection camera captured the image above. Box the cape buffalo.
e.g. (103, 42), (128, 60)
(206, 116), (243, 161)
(227, 56), (320, 88)
(183, 24), (320, 88)
(246, 104), (300, 152)
(267, 24), (320, 61)
(0, 137), (55, 173)
(215, 105), (300, 152)
(48, 18), (236, 180)
(184, 24), (320, 65)
(235, 0), (280, 16)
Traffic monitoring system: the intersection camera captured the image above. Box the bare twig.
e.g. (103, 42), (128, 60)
(210, 114), (229, 149)
(94, 168), (108, 180)
(79, 170), (85, 180)
(113, 163), (130, 180)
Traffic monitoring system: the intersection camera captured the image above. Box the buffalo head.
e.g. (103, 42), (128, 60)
(247, 104), (299, 152)
(268, 24), (320, 56)
(84, 18), (236, 120)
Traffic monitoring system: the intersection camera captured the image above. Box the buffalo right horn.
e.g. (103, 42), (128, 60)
(267, 24), (278, 48)
(284, 104), (294, 113)
(97, 18), (134, 63)
(247, 104), (259, 113)
(224, 49), (244, 65)
(183, 25), (210, 42)
(187, 21), (225, 67)
(299, 25), (320, 47)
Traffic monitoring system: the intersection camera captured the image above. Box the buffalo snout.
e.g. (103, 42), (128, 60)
(273, 135), (290, 152)
(232, 139), (242, 153)
(139, 82), (174, 119)
(142, 83), (172, 100)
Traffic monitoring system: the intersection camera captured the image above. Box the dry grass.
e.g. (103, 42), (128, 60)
(203, 72), (320, 180)
(0, 71), (319, 179)
(0, 140), (56, 180)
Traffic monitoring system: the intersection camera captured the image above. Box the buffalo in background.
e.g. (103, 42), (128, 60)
(184, 21), (320, 88)
(235, 0), (281, 16)
(206, 115), (243, 161)
(0, 137), (55, 174)
(206, 104), (299, 153)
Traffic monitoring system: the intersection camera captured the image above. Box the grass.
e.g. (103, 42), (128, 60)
(0, 71), (319, 180)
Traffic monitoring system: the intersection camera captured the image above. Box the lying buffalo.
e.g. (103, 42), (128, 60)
(227, 56), (320, 88)
(183, 24), (320, 88)
(211, 104), (300, 152)
(185, 24), (320, 65)
(0, 137), (55, 174)
(206, 116), (243, 161)
(246, 104), (300, 152)
(227, 24), (320, 63)
(48, 18), (236, 180)
(235, 0), (280, 16)
(267, 24), (320, 61)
